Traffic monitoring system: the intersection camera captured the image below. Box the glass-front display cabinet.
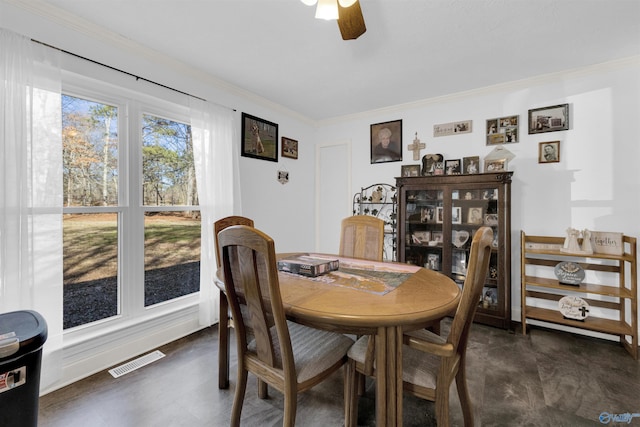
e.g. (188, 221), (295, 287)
(396, 172), (513, 329)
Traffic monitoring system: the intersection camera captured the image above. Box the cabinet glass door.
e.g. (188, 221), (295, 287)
(404, 189), (443, 270)
(452, 187), (500, 309)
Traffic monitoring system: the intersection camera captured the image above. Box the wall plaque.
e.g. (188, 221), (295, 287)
(591, 231), (623, 256)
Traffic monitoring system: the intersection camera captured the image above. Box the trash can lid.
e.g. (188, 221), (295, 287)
(0, 310), (48, 359)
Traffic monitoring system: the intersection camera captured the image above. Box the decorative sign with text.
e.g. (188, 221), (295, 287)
(591, 231), (623, 256)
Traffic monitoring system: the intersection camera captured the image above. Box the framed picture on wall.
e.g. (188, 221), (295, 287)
(241, 112), (278, 162)
(486, 115), (519, 145)
(371, 119), (402, 164)
(528, 104), (569, 134)
(538, 141), (560, 163)
(281, 137), (298, 159)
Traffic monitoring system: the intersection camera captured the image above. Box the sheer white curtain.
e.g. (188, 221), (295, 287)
(0, 29), (63, 389)
(190, 99), (238, 326)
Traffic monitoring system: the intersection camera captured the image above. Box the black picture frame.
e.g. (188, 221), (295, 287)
(241, 112), (278, 162)
(371, 119), (402, 164)
(445, 159), (461, 175)
(528, 104), (569, 134)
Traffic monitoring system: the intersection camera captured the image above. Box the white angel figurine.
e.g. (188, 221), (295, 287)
(581, 229), (594, 254)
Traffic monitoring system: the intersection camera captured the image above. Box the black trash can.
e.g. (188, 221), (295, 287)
(0, 310), (48, 427)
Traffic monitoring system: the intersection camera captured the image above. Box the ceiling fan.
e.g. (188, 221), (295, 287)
(301, 0), (366, 40)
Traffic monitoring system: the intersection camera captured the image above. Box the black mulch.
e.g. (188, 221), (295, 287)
(63, 262), (200, 329)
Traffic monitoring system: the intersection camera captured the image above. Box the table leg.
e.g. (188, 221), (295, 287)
(375, 325), (403, 426)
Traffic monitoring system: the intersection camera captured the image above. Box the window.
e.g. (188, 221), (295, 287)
(142, 113), (200, 307)
(62, 95), (120, 329)
(62, 85), (199, 330)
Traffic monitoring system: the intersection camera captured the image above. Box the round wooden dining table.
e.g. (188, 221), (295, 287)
(216, 254), (461, 427)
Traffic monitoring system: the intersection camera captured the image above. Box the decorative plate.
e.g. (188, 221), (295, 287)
(554, 261), (585, 285)
(452, 230), (469, 248)
(558, 295), (589, 321)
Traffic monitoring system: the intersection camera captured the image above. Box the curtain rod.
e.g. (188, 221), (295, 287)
(32, 39), (235, 111)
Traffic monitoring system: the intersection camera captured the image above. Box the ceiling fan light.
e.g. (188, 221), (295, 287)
(338, 0), (357, 7)
(300, 0), (317, 6)
(315, 0), (339, 20)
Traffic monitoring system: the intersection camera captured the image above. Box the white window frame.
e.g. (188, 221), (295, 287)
(59, 71), (202, 375)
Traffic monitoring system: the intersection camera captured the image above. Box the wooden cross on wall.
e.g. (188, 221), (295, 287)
(407, 132), (426, 160)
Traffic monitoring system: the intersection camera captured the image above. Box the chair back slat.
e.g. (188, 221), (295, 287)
(339, 215), (385, 261)
(214, 216), (254, 267)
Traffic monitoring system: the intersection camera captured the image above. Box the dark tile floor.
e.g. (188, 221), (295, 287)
(38, 320), (640, 426)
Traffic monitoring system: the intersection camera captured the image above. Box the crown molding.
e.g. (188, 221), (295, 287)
(318, 55), (640, 127)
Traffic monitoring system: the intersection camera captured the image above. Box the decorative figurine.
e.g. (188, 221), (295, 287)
(581, 229), (594, 254)
(561, 227), (581, 253)
(561, 227), (594, 254)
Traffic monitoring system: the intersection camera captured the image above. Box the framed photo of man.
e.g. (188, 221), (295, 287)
(371, 119), (402, 164)
(539, 141), (560, 163)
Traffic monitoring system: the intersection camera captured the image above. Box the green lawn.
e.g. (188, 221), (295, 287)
(63, 213), (201, 284)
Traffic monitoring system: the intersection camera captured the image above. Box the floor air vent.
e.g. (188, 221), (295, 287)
(109, 350), (165, 378)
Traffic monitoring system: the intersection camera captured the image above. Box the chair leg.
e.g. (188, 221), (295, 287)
(218, 294), (230, 389)
(283, 385), (297, 427)
(258, 379), (269, 399)
(434, 377), (451, 427)
(356, 373), (365, 396)
(344, 360), (359, 427)
(230, 364), (248, 427)
(455, 363), (474, 427)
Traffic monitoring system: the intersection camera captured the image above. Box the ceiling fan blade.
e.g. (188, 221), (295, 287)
(337, 0), (366, 40)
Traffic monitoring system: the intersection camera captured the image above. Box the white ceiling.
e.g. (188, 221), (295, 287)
(29, 0), (640, 120)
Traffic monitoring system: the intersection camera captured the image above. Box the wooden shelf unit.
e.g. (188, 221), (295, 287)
(521, 232), (638, 359)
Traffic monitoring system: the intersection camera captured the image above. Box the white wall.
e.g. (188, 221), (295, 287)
(316, 57), (640, 336)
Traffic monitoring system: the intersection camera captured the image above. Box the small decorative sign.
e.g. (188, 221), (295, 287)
(554, 261), (585, 285)
(591, 231), (623, 256)
(525, 242), (563, 251)
(277, 170), (289, 185)
(558, 295), (589, 321)
(433, 120), (472, 137)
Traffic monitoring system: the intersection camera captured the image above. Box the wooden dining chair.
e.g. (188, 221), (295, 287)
(214, 215), (254, 390)
(339, 215), (385, 261)
(218, 225), (355, 427)
(344, 227), (494, 427)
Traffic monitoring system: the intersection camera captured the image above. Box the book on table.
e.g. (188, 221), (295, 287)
(277, 254), (339, 277)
